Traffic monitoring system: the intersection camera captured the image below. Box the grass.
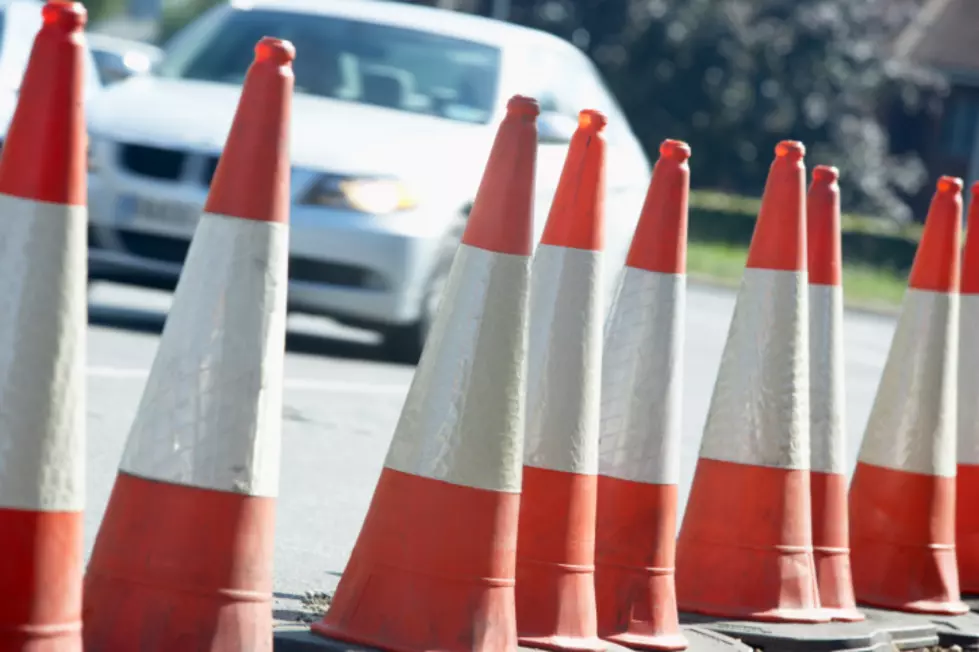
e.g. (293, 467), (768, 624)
(686, 240), (908, 313)
(688, 190), (926, 240)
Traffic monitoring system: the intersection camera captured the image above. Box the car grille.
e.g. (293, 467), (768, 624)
(119, 143), (186, 181)
(118, 144), (222, 186)
(117, 230), (379, 289)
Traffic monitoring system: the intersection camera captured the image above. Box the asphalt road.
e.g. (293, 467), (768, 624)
(83, 280), (897, 618)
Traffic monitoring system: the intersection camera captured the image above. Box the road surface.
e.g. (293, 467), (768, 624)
(83, 280), (898, 618)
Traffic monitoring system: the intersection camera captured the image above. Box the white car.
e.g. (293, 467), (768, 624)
(86, 0), (652, 361)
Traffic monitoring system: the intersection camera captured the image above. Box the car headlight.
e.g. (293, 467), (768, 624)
(299, 174), (418, 215)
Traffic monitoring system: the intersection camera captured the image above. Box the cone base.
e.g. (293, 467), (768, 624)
(957, 464), (979, 594)
(602, 631), (689, 652)
(675, 460), (827, 623)
(516, 634), (607, 652)
(811, 472), (863, 623)
(850, 463), (965, 616)
(0, 507), (82, 652)
(315, 468), (520, 652)
(594, 476), (684, 649)
(516, 467), (599, 649)
(82, 473), (276, 652)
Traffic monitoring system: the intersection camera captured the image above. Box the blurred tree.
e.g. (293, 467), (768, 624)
(508, 0), (945, 221)
(82, 0), (129, 23)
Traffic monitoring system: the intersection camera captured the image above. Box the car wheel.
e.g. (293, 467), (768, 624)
(382, 248), (452, 365)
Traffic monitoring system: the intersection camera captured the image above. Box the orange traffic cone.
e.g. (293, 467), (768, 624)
(515, 109), (607, 652)
(675, 141), (827, 623)
(807, 166), (864, 623)
(311, 96), (539, 652)
(82, 37), (295, 651)
(849, 176), (966, 615)
(0, 2), (88, 650)
(593, 139), (691, 651)
(957, 181), (979, 595)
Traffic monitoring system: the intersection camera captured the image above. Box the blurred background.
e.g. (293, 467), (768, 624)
(86, 0), (975, 227)
(65, 0), (974, 344)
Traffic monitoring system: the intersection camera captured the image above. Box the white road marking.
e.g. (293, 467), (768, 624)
(86, 365), (410, 396)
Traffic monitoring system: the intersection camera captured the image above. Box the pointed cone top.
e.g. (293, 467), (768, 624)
(0, 0), (87, 206)
(745, 141), (807, 272)
(807, 165), (842, 287)
(204, 37), (295, 224)
(460, 95), (538, 256)
(963, 181), (979, 295)
(626, 139), (691, 274)
(538, 109), (607, 252)
(909, 175), (963, 293)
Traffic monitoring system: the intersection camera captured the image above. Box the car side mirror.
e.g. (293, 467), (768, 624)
(537, 110), (576, 145)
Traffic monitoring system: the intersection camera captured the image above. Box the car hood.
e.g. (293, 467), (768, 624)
(88, 76), (496, 196)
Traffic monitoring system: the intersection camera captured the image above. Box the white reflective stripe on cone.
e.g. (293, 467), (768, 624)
(960, 294), (979, 466)
(385, 243), (530, 493)
(524, 244), (602, 476)
(858, 288), (959, 477)
(698, 267), (810, 470)
(599, 267), (685, 485)
(119, 212), (288, 497)
(809, 283), (846, 476)
(0, 194), (86, 512)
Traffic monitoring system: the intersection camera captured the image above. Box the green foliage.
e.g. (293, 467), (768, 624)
(687, 189), (920, 274)
(501, 0), (947, 224)
(82, 0), (128, 23)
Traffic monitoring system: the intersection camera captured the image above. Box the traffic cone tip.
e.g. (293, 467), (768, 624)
(538, 108), (606, 252)
(661, 138), (691, 162)
(459, 94), (537, 256)
(579, 108), (607, 132)
(624, 139), (690, 274)
(508, 94), (540, 117)
(43, 0), (86, 30)
(938, 175), (964, 194)
(744, 141), (806, 272)
(777, 140), (805, 161)
(812, 165), (839, 184)
(203, 37), (294, 224)
(907, 176), (962, 293)
(255, 36), (295, 64)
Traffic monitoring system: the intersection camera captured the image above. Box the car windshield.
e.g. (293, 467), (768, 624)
(155, 6), (502, 125)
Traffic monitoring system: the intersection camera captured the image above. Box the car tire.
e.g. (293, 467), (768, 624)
(381, 252), (451, 365)
(381, 217), (464, 365)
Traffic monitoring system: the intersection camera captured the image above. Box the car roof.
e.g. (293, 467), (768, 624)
(232, 0), (569, 51)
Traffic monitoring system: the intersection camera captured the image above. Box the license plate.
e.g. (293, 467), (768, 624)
(115, 194), (200, 233)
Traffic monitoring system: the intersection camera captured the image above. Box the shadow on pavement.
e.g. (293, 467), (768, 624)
(88, 304), (412, 367)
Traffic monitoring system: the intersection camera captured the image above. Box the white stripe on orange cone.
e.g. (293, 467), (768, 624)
(806, 165), (864, 623)
(312, 95), (539, 652)
(516, 109), (606, 652)
(0, 2), (88, 649)
(82, 36), (295, 652)
(675, 141), (827, 623)
(849, 175), (965, 615)
(957, 181), (979, 594)
(594, 139), (690, 651)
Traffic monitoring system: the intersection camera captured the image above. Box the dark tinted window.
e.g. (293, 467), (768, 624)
(157, 7), (502, 125)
